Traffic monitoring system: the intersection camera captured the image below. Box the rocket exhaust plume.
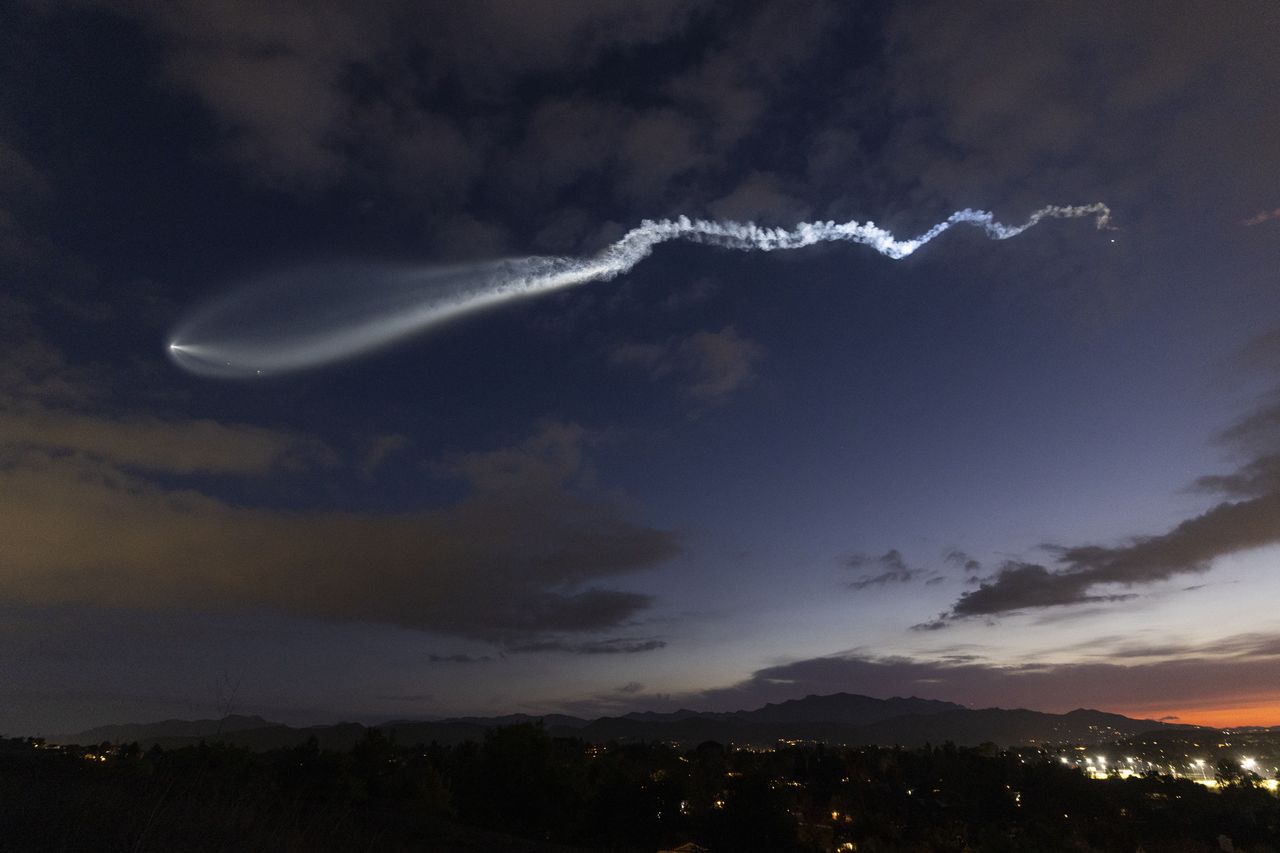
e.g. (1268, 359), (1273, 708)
(168, 203), (1111, 378)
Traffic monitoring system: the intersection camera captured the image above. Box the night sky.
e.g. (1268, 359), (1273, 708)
(3, 1), (1280, 735)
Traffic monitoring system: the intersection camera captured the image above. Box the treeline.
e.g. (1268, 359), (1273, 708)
(2, 727), (1279, 852)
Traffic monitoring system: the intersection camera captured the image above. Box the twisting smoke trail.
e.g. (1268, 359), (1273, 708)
(168, 203), (1111, 378)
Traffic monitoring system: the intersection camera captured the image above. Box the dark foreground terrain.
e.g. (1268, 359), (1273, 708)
(3, 727), (1279, 852)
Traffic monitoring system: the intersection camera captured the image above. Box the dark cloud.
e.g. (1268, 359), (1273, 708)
(505, 637), (667, 656)
(611, 325), (763, 403)
(0, 136), (57, 276)
(943, 549), (982, 574)
(0, 407), (335, 475)
(951, 560), (1138, 617)
(617, 681), (645, 694)
(427, 654), (491, 665)
(7, 0), (1268, 280)
(0, 434), (677, 641)
(666, 0), (843, 155)
(680, 327), (764, 401)
(0, 306), (334, 474)
(1080, 632), (1280, 662)
(946, 491), (1280, 618)
(374, 0), (708, 91)
(658, 277), (719, 312)
(48, 0), (855, 260)
(846, 549), (928, 590)
(425, 215), (512, 261)
(0, 136), (49, 200)
(827, 0), (1280, 335)
(501, 98), (709, 213)
(1193, 453), (1280, 498)
(359, 433), (409, 476)
(0, 327), (679, 642)
(61, 0), (728, 242)
(97, 1), (464, 188)
(933, 323), (1280, 620)
(0, 298), (103, 407)
(495, 0), (844, 224)
(882, 1), (1280, 220)
(707, 171), (809, 224)
(0, 417), (678, 642)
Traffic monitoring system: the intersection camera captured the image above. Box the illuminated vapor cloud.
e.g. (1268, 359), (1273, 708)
(168, 203), (1111, 378)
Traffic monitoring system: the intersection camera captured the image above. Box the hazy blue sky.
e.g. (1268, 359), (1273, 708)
(2, 0), (1279, 734)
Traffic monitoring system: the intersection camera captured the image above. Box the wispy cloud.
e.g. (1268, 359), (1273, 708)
(611, 325), (763, 403)
(1242, 208), (1280, 226)
(943, 548), (982, 574)
(428, 654), (492, 664)
(846, 549), (932, 590)
(0, 406), (334, 475)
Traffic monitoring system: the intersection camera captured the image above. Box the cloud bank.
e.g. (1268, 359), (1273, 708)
(0, 421), (677, 642)
(654, 631), (1280, 723)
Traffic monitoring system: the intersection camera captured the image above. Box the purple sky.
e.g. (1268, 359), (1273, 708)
(2, 0), (1280, 734)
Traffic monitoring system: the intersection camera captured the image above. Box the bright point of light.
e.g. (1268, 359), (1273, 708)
(1242, 757), (1257, 770)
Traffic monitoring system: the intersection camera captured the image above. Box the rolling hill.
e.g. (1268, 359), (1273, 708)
(54, 692), (1199, 751)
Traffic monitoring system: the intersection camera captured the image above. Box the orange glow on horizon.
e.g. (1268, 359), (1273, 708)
(1167, 706), (1280, 728)
(1111, 696), (1280, 728)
